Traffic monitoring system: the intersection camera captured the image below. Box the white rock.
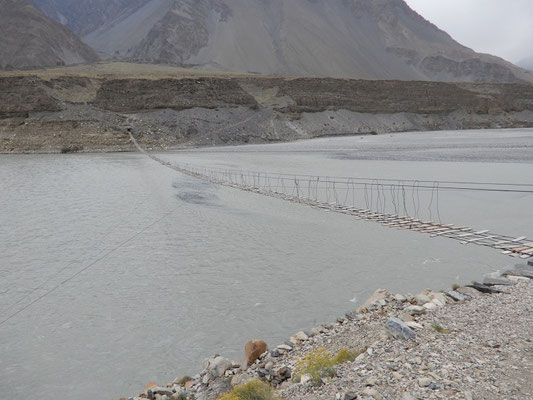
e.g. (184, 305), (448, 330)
(295, 331), (309, 341)
(415, 294), (431, 305)
(423, 302), (438, 311)
(395, 294), (407, 302)
(405, 321), (424, 330)
(300, 374), (312, 384)
(418, 377), (432, 387)
(406, 305), (426, 315)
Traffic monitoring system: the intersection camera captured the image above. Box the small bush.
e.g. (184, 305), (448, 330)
(218, 380), (277, 400)
(176, 394), (187, 400)
(293, 348), (336, 385)
(432, 324), (451, 334)
(333, 348), (363, 364)
(452, 283), (460, 290)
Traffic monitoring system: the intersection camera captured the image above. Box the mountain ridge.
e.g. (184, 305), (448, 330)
(0, 0), (98, 70)
(23, 0), (533, 83)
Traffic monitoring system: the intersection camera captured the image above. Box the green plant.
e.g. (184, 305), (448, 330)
(176, 394), (187, 400)
(452, 283), (460, 290)
(333, 348), (363, 364)
(218, 380), (278, 400)
(293, 348), (336, 385)
(432, 323), (451, 334)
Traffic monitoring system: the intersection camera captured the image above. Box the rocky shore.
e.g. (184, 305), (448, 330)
(123, 260), (533, 400)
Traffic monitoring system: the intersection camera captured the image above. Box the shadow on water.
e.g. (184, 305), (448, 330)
(172, 178), (219, 206)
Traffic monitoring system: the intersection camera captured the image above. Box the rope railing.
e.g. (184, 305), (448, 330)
(130, 133), (532, 259)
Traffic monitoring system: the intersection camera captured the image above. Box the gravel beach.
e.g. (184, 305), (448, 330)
(128, 263), (532, 400)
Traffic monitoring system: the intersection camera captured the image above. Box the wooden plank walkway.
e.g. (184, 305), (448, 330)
(130, 133), (532, 260)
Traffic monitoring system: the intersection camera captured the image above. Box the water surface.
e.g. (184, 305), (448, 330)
(1, 129), (532, 400)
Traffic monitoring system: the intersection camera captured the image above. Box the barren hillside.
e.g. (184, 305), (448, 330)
(30, 0), (533, 83)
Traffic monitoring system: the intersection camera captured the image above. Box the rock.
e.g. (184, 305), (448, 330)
(244, 339), (268, 367)
(386, 317), (416, 340)
(295, 331), (309, 341)
(265, 362), (273, 370)
(209, 356), (233, 378)
(506, 275), (530, 283)
(344, 392), (358, 400)
(366, 376), (378, 386)
(362, 387), (379, 397)
(446, 290), (466, 302)
(528, 259), (533, 267)
(405, 321), (424, 330)
(300, 374), (312, 384)
(467, 282), (508, 294)
(423, 302), (438, 311)
(482, 277), (516, 286)
(277, 344), (293, 351)
(394, 294), (407, 302)
(431, 293), (448, 306)
(456, 287), (481, 298)
(464, 391), (473, 400)
(503, 265), (533, 279)
(418, 377), (432, 387)
(415, 293), (431, 305)
(406, 305), (426, 315)
(358, 288), (392, 312)
(184, 381), (194, 390)
(149, 387), (173, 397)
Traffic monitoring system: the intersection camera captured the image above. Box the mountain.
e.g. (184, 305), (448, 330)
(518, 57), (533, 71)
(0, 0), (98, 69)
(29, 0), (532, 83)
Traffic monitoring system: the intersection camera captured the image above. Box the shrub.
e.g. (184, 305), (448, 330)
(451, 283), (460, 290)
(333, 348), (364, 364)
(293, 348), (336, 385)
(218, 380), (277, 400)
(432, 323), (451, 334)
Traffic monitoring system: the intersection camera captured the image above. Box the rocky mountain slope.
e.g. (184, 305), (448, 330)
(0, 0), (99, 69)
(30, 0), (533, 83)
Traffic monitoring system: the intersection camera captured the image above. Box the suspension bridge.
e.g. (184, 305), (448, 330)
(130, 133), (533, 259)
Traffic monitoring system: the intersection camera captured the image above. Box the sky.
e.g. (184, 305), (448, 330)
(404, 0), (533, 64)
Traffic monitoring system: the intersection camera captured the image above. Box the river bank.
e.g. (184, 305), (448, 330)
(125, 260), (533, 400)
(2, 73), (533, 154)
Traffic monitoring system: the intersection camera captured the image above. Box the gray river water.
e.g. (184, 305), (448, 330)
(1, 129), (532, 399)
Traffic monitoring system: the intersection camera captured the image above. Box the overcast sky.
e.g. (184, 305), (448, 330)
(404, 0), (533, 63)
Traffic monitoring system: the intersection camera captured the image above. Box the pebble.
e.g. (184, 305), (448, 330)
(418, 377), (432, 387)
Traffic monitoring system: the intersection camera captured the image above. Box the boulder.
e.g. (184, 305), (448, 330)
(358, 288), (392, 312)
(423, 302), (438, 311)
(386, 317), (416, 340)
(244, 339), (268, 367)
(482, 277), (516, 286)
(467, 282), (508, 294)
(528, 259), (533, 267)
(456, 287), (481, 298)
(414, 294), (431, 305)
(446, 291), (466, 302)
(503, 264), (533, 279)
(406, 305), (426, 315)
(209, 356), (233, 378)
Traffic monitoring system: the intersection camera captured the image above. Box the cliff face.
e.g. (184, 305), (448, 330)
(1, 73), (533, 153)
(30, 0), (533, 83)
(0, 0), (99, 70)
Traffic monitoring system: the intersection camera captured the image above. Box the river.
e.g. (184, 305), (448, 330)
(1, 129), (532, 399)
